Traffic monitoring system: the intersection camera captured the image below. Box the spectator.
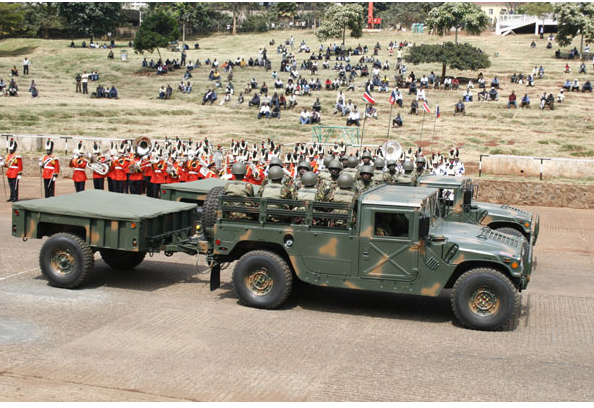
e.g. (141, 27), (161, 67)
(107, 50), (114, 60)
(159, 85), (166, 99)
(219, 92), (231, 106)
(248, 93), (260, 108)
(520, 93), (530, 108)
(416, 88), (426, 101)
(30, 84), (38, 98)
(443, 77), (452, 90)
(478, 89), (488, 101)
(557, 89), (565, 103)
(10, 66), (18, 77)
(462, 88), (473, 102)
(75, 73), (82, 93)
(202, 89), (217, 105)
(530, 41), (536, 48)
(454, 99), (465, 115)
(108, 85), (118, 99)
(526, 74), (535, 87)
(563, 79), (572, 91)
(477, 75), (486, 89)
(420, 75), (428, 89)
(491, 77), (499, 89)
(166, 84), (173, 99)
(488, 87), (498, 101)
(392, 113), (403, 128)
(310, 110), (321, 124)
(346, 106), (361, 126)
(452, 77), (460, 90)
(288, 94), (298, 109)
(258, 103), (271, 119)
(8, 79), (18, 96)
(571, 79), (580, 92)
(539, 92), (548, 109)
(232, 92), (244, 108)
(22, 57), (31, 75)
(409, 99), (418, 115)
(365, 105), (378, 119)
(507, 90), (517, 108)
(408, 81), (417, 95)
(299, 108), (310, 124)
(583, 80), (592, 92)
(393, 88), (403, 107)
(312, 98), (321, 112)
(564, 63), (571, 74)
(579, 62), (587, 74)
(81, 71), (89, 94)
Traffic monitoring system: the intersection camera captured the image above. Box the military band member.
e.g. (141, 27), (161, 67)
(128, 152), (145, 194)
(110, 153), (129, 193)
(40, 139), (59, 198)
(148, 152), (166, 198)
(2, 139), (23, 202)
(69, 149), (87, 193)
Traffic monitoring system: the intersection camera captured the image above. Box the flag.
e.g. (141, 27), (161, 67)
(362, 91), (376, 104)
(389, 90), (396, 105)
(422, 100), (430, 113)
(435, 104), (440, 118)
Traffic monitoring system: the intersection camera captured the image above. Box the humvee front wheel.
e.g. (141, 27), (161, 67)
(39, 233), (94, 289)
(99, 249), (146, 270)
(451, 268), (519, 331)
(232, 250), (293, 309)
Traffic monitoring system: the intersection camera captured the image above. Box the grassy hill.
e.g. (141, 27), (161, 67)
(0, 29), (593, 161)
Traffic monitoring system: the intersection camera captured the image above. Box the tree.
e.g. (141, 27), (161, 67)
(56, 2), (123, 44)
(275, 2), (297, 26)
(404, 42), (491, 83)
(0, 3), (25, 39)
(378, 2), (441, 30)
(425, 2), (490, 44)
(316, 3), (364, 47)
(554, 2), (594, 59)
(20, 3), (68, 39)
(133, 11), (179, 61)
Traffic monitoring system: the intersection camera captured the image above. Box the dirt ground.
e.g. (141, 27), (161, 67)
(0, 178), (593, 401)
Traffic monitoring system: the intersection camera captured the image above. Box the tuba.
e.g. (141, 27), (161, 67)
(133, 136), (153, 157)
(87, 154), (110, 176)
(382, 140), (402, 162)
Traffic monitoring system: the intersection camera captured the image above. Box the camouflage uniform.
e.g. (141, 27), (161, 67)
(354, 179), (378, 193)
(383, 171), (400, 185)
(318, 177), (339, 201)
(224, 179), (255, 219)
(331, 186), (357, 227)
(396, 172), (418, 186)
(372, 170), (385, 184)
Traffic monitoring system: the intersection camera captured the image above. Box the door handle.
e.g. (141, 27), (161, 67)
(362, 250), (369, 258)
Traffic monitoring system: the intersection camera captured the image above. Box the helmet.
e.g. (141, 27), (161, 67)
(231, 162), (247, 176)
(323, 156), (332, 167)
(416, 155), (426, 164)
(346, 156), (359, 168)
(337, 173), (355, 188)
(297, 161), (312, 171)
(359, 165), (374, 175)
(301, 171), (317, 187)
(386, 159), (397, 167)
(373, 158), (385, 169)
(403, 161), (414, 172)
(268, 166), (284, 181)
(361, 150), (372, 160)
(269, 157), (283, 168)
(328, 159), (343, 170)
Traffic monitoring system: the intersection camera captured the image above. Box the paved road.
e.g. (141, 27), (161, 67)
(0, 179), (593, 401)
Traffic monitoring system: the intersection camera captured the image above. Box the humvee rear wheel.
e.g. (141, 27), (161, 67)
(451, 268), (519, 331)
(39, 233), (94, 289)
(99, 249), (146, 270)
(232, 250), (293, 309)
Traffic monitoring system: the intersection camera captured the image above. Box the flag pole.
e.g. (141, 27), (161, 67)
(419, 108), (426, 145)
(430, 105), (439, 155)
(386, 102), (394, 140)
(360, 103), (369, 153)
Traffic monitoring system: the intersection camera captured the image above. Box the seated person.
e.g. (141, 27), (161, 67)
(108, 85), (118, 99)
(248, 93), (260, 108)
(409, 99), (418, 115)
(526, 74), (535, 87)
(299, 108), (310, 124)
(452, 77), (460, 90)
(165, 84), (172, 99)
(271, 104), (281, 118)
(490, 77), (499, 89)
(202, 89), (216, 105)
(10, 66), (18, 77)
(184, 70), (192, 79)
(185, 81), (192, 94)
(477, 76), (486, 89)
(96, 84), (105, 98)
(454, 100), (465, 115)
(557, 89), (565, 103)
(408, 81), (417, 95)
(478, 89), (488, 101)
(346, 107), (361, 126)
(258, 103), (271, 119)
(583, 80), (593, 92)
(159, 86), (166, 99)
(365, 105), (378, 119)
(539, 92), (548, 109)
(520, 94), (530, 108)
(107, 50), (114, 59)
(310, 110), (321, 124)
(312, 98), (321, 112)
(571, 79), (580, 91)
(563, 79), (572, 90)
(392, 113), (403, 128)
(507, 90), (517, 108)
(288, 94), (298, 109)
(530, 41), (536, 48)
(443, 77), (452, 90)
(488, 87), (498, 101)
(546, 93), (555, 109)
(511, 73), (518, 83)
(462, 88), (473, 102)
(579, 63), (587, 74)
(30, 85), (39, 98)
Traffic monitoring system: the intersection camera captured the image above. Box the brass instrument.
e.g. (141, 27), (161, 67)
(86, 155), (110, 176)
(133, 136), (153, 157)
(382, 140), (402, 162)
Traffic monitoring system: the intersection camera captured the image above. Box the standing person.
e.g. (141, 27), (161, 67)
(75, 73), (82, 93)
(128, 153), (144, 195)
(22, 57), (30, 75)
(148, 152), (166, 198)
(81, 71), (89, 94)
(1, 139), (23, 202)
(110, 150), (129, 194)
(40, 139), (59, 198)
(91, 143), (108, 190)
(69, 149), (87, 193)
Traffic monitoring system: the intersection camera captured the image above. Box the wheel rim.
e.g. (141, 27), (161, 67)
(245, 267), (274, 296)
(468, 285), (500, 316)
(50, 249), (75, 276)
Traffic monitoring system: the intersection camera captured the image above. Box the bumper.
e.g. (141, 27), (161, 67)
(520, 234), (536, 291)
(531, 213), (540, 245)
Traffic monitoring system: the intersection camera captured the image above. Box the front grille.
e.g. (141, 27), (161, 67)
(485, 229), (519, 248)
(500, 205), (530, 217)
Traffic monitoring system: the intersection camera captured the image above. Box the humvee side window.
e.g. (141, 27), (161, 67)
(374, 212), (409, 238)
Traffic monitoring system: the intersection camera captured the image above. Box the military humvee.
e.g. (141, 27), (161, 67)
(418, 175), (539, 245)
(13, 185), (535, 331)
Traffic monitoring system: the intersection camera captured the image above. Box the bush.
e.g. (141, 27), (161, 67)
(240, 15), (269, 33)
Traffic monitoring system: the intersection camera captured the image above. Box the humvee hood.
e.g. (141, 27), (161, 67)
(475, 201), (531, 222)
(432, 221), (522, 256)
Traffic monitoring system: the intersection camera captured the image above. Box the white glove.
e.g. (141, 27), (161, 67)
(17, 175), (22, 180)
(39, 160), (43, 167)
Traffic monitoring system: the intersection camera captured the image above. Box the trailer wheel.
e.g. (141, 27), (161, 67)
(232, 250), (293, 309)
(201, 186), (225, 234)
(39, 233), (94, 289)
(451, 268), (519, 331)
(99, 249), (146, 270)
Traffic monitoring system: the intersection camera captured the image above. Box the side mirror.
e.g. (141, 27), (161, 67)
(419, 215), (430, 239)
(463, 189), (472, 206)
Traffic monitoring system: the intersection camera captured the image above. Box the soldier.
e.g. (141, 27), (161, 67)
(259, 166), (292, 203)
(415, 155), (429, 177)
(148, 150), (166, 198)
(355, 165), (378, 193)
(397, 161), (418, 186)
(69, 149), (87, 193)
(290, 161), (312, 197)
(224, 162), (255, 219)
(1, 139), (23, 202)
(383, 159), (400, 185)
(372, 157), (385, 184)
(39, 139), (59, 198)
(330, 173), (357, 227)
(261, 156), (291, 188)
(296, 171), (323, 203)
(343, 155), (359, 179)
(319, 159), (343, 201)
(317, 156), (333, 184)
(91, 147), (108, 191)
(110, 150), (130, 193)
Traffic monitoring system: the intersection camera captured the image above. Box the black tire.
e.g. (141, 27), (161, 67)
(232, 250), (293, 309)
(201, 186), (225, 234)
(99, 249), (146, 270)
(495, 227), (529, 254)
(451, 268), (519, 331)
(39, 233), (94, 289)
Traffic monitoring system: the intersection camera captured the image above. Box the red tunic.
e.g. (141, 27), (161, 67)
(41, 155), (59, 179)
(128, 156), (144, 181)
(69, 157), (87, 182)
(5, 153), (23, 179)
(186, 160), (201, 181)
(92, 156), (108, 179)
(110, 157), (128, 181)
(150, 160), (166, 184)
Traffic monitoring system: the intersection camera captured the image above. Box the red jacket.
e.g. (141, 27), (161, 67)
(41, 155), (59, 179)
(92, 156), (108, 179)
(186, 160), (201, 181)
(150, 160), (166, 184)
(5, 153), (22, 179)
(128, 156), (145, 181)
(69, 157), (87, 182)
(110, 157), (129, 181)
